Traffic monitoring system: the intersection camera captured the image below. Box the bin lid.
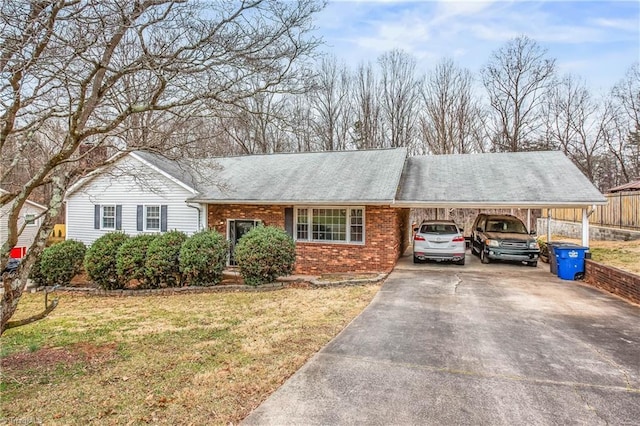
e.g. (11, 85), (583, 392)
(549, 242), (581, 247)
(553, 246), (588, 251)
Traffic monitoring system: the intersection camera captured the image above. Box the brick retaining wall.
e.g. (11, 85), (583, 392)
(585, 259), (640, 305)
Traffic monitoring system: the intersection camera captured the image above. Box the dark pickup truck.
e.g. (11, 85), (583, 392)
(470, 214), (540, 267)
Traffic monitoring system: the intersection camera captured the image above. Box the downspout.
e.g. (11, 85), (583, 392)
(582, 205), (597, 248)
(546, 209), (552, 244)
(186, 203), (202, 231)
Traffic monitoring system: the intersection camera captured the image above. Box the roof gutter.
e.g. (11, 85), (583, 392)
(186, 199), (396, 206)
(390, 200), (609, 209)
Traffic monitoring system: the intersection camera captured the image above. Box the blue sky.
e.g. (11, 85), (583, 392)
(313, 0), (639, 94)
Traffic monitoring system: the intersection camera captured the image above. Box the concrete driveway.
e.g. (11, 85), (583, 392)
(243, 253), (640, 425)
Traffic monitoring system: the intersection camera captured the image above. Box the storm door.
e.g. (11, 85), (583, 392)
(228, 219), (260, 265)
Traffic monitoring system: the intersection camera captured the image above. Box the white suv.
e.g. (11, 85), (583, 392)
(413, 220), (466, 265)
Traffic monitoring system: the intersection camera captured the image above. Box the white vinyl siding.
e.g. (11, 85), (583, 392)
(65, 155), (201, 246)
(0, 200), (46, 253)
(295, 206), (365, 244)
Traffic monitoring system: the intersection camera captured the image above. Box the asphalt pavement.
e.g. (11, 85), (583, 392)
(243, 253), (640, 425)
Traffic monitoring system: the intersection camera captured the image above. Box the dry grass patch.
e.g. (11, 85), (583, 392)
(1, 284), (379, 425)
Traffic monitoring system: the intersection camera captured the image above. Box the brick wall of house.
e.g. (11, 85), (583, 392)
(207, 204), (410, 274)
(585, 260), (640, 305)
(208, 204), (286, 233)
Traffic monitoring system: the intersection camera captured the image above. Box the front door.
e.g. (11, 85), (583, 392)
(228, 219), (259, 265)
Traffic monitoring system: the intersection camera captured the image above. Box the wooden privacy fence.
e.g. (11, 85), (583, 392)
(543, 191), (640, 230)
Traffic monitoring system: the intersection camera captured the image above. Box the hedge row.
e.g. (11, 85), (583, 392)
(31, 226), (295, 289)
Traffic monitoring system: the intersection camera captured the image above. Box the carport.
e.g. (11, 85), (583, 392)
(393, 151), (607, 247)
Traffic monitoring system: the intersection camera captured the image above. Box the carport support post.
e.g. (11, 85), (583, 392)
(547, 209), (552, 243)
(582, 209), (589, 247)
(527, 209), (531, 233)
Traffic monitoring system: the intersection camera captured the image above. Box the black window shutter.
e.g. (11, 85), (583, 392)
(160, 205), (168, 232)
(115, 205), (122, 230)
(94, 205), (101, 229)
(136, 205), (143, 231)
(284, 208), (293, 237)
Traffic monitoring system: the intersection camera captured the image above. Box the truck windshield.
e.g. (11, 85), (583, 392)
(486, 219), (527, 233)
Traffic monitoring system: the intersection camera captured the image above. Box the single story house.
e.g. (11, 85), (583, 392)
(65, 149), (606, 274)
(1, 189), (47, 258)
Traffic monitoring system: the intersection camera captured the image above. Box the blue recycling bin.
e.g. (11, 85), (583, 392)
(548, 242), (581, 275)
(554, 246), (589, 280)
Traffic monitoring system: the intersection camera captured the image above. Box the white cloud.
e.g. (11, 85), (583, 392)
(313, 0), (639, 89)
(592, 17), (640, 32)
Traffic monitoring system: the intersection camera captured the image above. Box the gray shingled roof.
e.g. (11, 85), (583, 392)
(133, 151), (201, 192)
(395, 151), (607, 208)
(188, 148), (408, 204)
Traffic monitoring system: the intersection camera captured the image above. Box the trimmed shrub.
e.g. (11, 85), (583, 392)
(116, 234), (158, 288)
(84, 232), (129, 290)
(37, 240), (86, 286)
(179, 230), (229, 286)
(233, 226), (296, 286)
(29, 255), (46, 287)
(145, 230), (187, 288)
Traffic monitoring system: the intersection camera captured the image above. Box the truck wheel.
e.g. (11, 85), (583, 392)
(527, 261), (537, 267)
(480, 249), (490, 264)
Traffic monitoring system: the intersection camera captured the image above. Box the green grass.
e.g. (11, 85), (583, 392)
(1, 285), (379, 424)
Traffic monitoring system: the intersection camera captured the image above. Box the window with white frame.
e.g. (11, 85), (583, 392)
(145, 205), (160, 231)
(101, 205), (116, 229)
(24, 214), (36, 226)
(295, 207), (364, 244)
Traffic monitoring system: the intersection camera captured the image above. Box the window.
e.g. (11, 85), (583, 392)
(95, 204), (121, 230)
(296, 208), (308, 240)
(24, 214), (36, 226)
(350, 208), (364, 242)
(295, 207), (364, 244)
(145, 205), (160, 231)
(102, 205), (116, 229)
(136, 204), (166, 232)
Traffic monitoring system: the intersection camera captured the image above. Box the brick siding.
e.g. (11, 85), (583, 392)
(207, 204), (409, 274)
(585, 259), (640, 305)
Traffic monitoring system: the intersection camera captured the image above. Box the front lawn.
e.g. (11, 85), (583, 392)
(1, 284), (379, 424)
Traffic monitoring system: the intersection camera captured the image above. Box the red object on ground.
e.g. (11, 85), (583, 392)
(10, 247), (26, 258)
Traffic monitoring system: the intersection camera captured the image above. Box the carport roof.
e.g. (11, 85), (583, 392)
(395, 151), (607, 208)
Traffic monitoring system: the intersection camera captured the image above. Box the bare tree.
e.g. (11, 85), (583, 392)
(543, 74), (607, 182)
(419, 58), (487, 154)
(378, 49), (422, 150)
(218, 90), (292, 155)
(605, 63), (640, 182)
(308, 55), (353, 151)
(352, 61), (382, 149)
(481, 36), (556, 152)
(0, 0), (323, 334)
(285, 94), (316, 152)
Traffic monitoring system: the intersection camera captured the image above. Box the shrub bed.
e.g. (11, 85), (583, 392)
(179, 230), (229, 286)
(36, 240), (86, 286)
(116, 234), (158, 288)
(145, 230), (187, 288)
(84, 233), (130, 290)
(234, 226), (295, 286)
